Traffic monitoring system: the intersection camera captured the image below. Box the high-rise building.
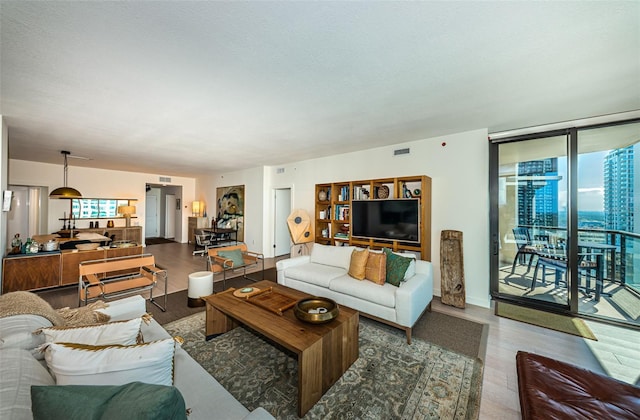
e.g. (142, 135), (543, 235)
(604, 146), (637, 233)
(517, 158), (559, 227)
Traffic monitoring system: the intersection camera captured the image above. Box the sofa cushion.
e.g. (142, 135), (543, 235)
(310, 243), (355, 270)
(31, 382), (187, 420)
(383, 248), (413, 286)
(348, 249), (369, 280)
(365, 252), (387, 285)
(0, 348), (55, 420)
(284, 263), (346, 288)
(39, 317), (143, 348)
(45, 338), (176, 386)
(329, 275), (396, 308)
(0, 314), (51, 352)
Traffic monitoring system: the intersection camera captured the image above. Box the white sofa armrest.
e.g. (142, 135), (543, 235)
(276, 256), (310, 285)
(395, 261), (434, 328)
(96, 295), (147, 321)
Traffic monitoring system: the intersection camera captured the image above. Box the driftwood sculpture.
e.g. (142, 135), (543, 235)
(440, 230), (465, 308)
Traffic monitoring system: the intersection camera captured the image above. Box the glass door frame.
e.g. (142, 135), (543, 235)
(490, 117), (640, 322)
(490, 128), (580, 314)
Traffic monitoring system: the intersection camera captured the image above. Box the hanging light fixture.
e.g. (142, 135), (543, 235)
(49, 150), (83, 199)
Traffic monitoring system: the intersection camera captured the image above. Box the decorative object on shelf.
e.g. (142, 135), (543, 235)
(376, 185), (390, 199)
(49, 151), (83, 199)
(89, 221), (94, 228)
(413, 189), (421, 197)
(118, 205), (136, 227)
(76, 243), (100, 251)
(318, 190), (327, 201)
(107, 220), (114, 228)
(403, 183), (412, 198)
(294, 297), (339, 324)
(95, 220), (99, 228)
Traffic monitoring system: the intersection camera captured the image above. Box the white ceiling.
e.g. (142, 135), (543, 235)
(1, 1), (639, 177)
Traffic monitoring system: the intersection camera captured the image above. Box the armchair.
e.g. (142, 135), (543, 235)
(207, 243), (264, 290)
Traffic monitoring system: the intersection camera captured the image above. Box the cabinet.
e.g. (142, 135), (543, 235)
(188, 217), (210, 244)
(3, 246), (144, 292)
(2, 253), (61, 293)
(315, 175), (431, 261)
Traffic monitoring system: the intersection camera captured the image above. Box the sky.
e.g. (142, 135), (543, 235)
(556, 150), (608, 212)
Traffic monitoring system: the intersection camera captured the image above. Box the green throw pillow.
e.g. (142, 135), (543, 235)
(31, 382), (187, 420)
(217, 249), (245, 267)
(383, 248), (412, 287)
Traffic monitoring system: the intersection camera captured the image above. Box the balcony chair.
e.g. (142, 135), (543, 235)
(207, 243), (264, 290)
(510, 227), (538, 274)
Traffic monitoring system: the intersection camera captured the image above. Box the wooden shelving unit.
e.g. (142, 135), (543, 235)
(315, 175), (432, 261)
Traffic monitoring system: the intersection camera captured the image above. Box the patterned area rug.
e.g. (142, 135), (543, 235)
(164, 312), (483, 419)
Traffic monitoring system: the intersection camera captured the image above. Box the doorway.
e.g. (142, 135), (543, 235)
(274, 188), (292, 257)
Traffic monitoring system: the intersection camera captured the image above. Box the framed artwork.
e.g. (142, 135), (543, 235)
(216, 185), (245, 241)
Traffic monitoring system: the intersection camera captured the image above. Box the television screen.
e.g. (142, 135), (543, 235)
(351, 199), (420, 243)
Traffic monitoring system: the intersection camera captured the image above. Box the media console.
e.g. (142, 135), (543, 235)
(315, 175), (431, 261)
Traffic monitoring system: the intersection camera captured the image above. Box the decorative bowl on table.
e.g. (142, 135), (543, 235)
(294, 297), (339, 324)
(75, 243), (100, 251)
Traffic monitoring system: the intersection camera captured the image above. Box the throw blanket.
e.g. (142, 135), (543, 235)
(0, 291), (66, 326)
(0, 291), (110, 326)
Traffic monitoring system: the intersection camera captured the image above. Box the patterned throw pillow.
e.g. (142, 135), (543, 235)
(383, 248), (412, 286)
(348, 249), (369, 280)
(365, 252), (387, 285)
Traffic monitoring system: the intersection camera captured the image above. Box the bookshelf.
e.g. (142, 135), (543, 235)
(314, 175), (431, 261)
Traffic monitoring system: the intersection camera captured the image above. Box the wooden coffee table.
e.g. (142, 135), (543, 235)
(203, 280), (359, 417)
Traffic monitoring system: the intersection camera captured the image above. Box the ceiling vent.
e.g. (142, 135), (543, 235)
(276, 168), (285, 174)
(159, 176), (171, 183)
(393, 148), (410, 156)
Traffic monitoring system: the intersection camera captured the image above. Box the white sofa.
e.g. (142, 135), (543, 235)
(276, 244), (433, 343)
(0, 295), (274, 420)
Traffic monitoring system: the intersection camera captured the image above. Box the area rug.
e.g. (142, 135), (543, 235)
(496, 302), (597, 340)
(164, 312), (483, 419)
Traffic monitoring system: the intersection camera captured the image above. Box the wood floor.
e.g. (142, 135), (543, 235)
(112, 243), (640, 418)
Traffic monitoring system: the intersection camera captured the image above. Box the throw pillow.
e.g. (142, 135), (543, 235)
(383, 248), (412, 286)
(44, 338), (177, 386)
(0, 314), (52, 352)
(348, 249), (369, 280)
(365, 252), (387, 285)
(38, 317), (143, 348)
(217, 249), (245, 267)
(31, 382), (187, 420)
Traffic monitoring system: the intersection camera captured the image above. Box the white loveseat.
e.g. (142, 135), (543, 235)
(0, 295), (274, 420)
(276, 244), (433, 343)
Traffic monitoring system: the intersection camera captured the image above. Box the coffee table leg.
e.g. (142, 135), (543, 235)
(298, 340), (323, 417)
(205, 302), (238, 337)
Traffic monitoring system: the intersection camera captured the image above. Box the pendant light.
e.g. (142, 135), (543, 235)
(49, 150), (82, 199)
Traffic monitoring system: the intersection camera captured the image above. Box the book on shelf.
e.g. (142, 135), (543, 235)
(334, 204), (350, 221)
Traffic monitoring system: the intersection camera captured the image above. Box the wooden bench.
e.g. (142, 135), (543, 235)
(78, 253), (167, 311)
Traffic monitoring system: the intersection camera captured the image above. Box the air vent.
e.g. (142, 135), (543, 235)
(159, 176), (171, 183)
(276, 168), (285, 174)
(393, 148), (410, 156)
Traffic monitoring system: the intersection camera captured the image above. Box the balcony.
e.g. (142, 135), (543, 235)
(499, 226), (640, 328)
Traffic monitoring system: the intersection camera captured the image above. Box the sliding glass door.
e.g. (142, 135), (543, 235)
(490, 119), (640, 327)
(494, 134), (569, 309)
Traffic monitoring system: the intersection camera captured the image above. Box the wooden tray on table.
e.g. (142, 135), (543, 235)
(244, 287), (297, 316)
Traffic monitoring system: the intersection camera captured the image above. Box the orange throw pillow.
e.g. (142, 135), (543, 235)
(348, 249), (369, 280)
(365, 252), (387, 285)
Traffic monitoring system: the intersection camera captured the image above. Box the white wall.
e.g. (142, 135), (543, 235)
(9, 160), (197, 243)
(207, 128), (491, 308)
(0, 117), (8, 290)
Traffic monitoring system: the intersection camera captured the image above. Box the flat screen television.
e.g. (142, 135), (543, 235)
(351, 199), (420, 243)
